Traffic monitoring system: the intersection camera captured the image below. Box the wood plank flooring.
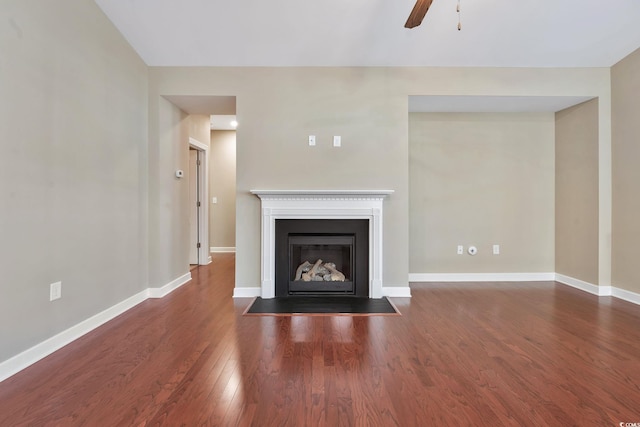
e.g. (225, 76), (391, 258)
(1, 253), (640, 426)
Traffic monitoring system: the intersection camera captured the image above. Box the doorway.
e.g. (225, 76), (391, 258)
(161, 95), (236, 270)
(188, 148), (199, 266)
(189, 137), (210, 266)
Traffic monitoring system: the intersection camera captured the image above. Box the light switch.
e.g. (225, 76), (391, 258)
(333, 136), (341, 147)
(212, 197), (218, 204)
(308, 135), (316, 146)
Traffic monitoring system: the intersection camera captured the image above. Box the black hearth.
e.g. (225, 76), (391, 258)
(275, 219), (369, 297)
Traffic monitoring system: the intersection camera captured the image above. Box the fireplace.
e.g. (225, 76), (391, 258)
(275, 219), (369, 297)
(250, 190), (393, 299)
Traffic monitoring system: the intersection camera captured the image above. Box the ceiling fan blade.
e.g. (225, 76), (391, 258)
(405, 0), (435, 29)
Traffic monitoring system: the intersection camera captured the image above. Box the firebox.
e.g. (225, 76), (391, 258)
(275, 219), (369, 297)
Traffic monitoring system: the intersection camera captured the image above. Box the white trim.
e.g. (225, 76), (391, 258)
(612, 287), (640, 305)
(210, 246), (236, 253)
(554, 273), (609, 296)
(233, 287), (262, 298)
(555, 274), (640, 304)
(189, 137), (210, 266)
(0, 289), (147, 383)
(409, 272), (640, 307)
(598, 286), (613, 297)
(250, 189), (395, 198)
(188, 137), (208, 151)
(148, 272), (192, 299)
(409, 272), (556, 282)
(383, 286), (412, 298)
(599, 286), (613, 296)
(409, 271), (640, 304)
(0, 273), (192, 383)
(252, 190), (393, 299)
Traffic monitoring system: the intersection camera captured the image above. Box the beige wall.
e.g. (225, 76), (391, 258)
(0, 0), (148, 362)
(187, 114), (212, 146)
(209, 130), (237, 249)
(147, 106), (211, 286)
(148, 66), (611, 291)
(409, 113), (555, 273)
(555, 100), (599, 284)
(612, 47), (640, 294)
(148, 98), (189, 286)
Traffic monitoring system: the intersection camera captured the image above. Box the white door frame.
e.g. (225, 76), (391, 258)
(189, 137), (211, 265)
(188, 149), (199, 264)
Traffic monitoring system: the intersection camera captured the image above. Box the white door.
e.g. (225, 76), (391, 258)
(188, 149), (199, 264)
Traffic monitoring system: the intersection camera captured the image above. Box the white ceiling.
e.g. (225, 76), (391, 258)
(95, 0), (640, 67)
(163, 96), (236, 115)
(210, 115), (238, 131)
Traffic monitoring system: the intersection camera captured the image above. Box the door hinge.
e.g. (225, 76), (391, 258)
(197, 243), (201, 248)
(197, 201), (201, 207)
(197, 160), (201, 166)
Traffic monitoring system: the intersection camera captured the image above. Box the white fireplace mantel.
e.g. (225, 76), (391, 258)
(251, 189), (394, 299)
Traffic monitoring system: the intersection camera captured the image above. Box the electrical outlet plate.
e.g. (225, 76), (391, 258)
(493, 244), (500, 255)
(333, 136), (341, 147)
(308, 135), (316, 146)
(50, 281), (62, 301)
(457, 245), (464, 255)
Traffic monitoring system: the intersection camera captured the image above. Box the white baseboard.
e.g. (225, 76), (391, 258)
(555, 274), (640, 305)
(0, 272), (192, 383)
(612, 287), (640, 305)
(233, 287), (261, 298)
(210, 247), (236, 253)
(409, 272), (555, 282)
(415, 271), (640, 306)
(382, 286), (412, 298)
(556, 274), (640, 305)
(148, 272), (191, 299)
(554, 274), (610, 296)
(0, 289), (148, 383)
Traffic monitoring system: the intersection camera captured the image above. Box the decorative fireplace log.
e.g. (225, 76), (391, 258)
(324, 263), (346, 281)
(302, 259), (323, 282)
(295, 259), (347, 282)
(316, 265), (329, 275)
(294, 260), (312, 281)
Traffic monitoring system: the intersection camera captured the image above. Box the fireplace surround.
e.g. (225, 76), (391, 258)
(251, 190), (393, 299)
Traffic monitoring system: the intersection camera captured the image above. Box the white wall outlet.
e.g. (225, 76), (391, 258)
(457, 245), (464, 255)
(308, 135), (316, 146)
(493, 244), (500, 255)
(212, 197), (218, 204)
(50, 281), (62, 301)
(333, 136), (341, 147)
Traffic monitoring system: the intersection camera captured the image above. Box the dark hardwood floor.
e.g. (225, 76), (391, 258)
(1, 253), (640, 426)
